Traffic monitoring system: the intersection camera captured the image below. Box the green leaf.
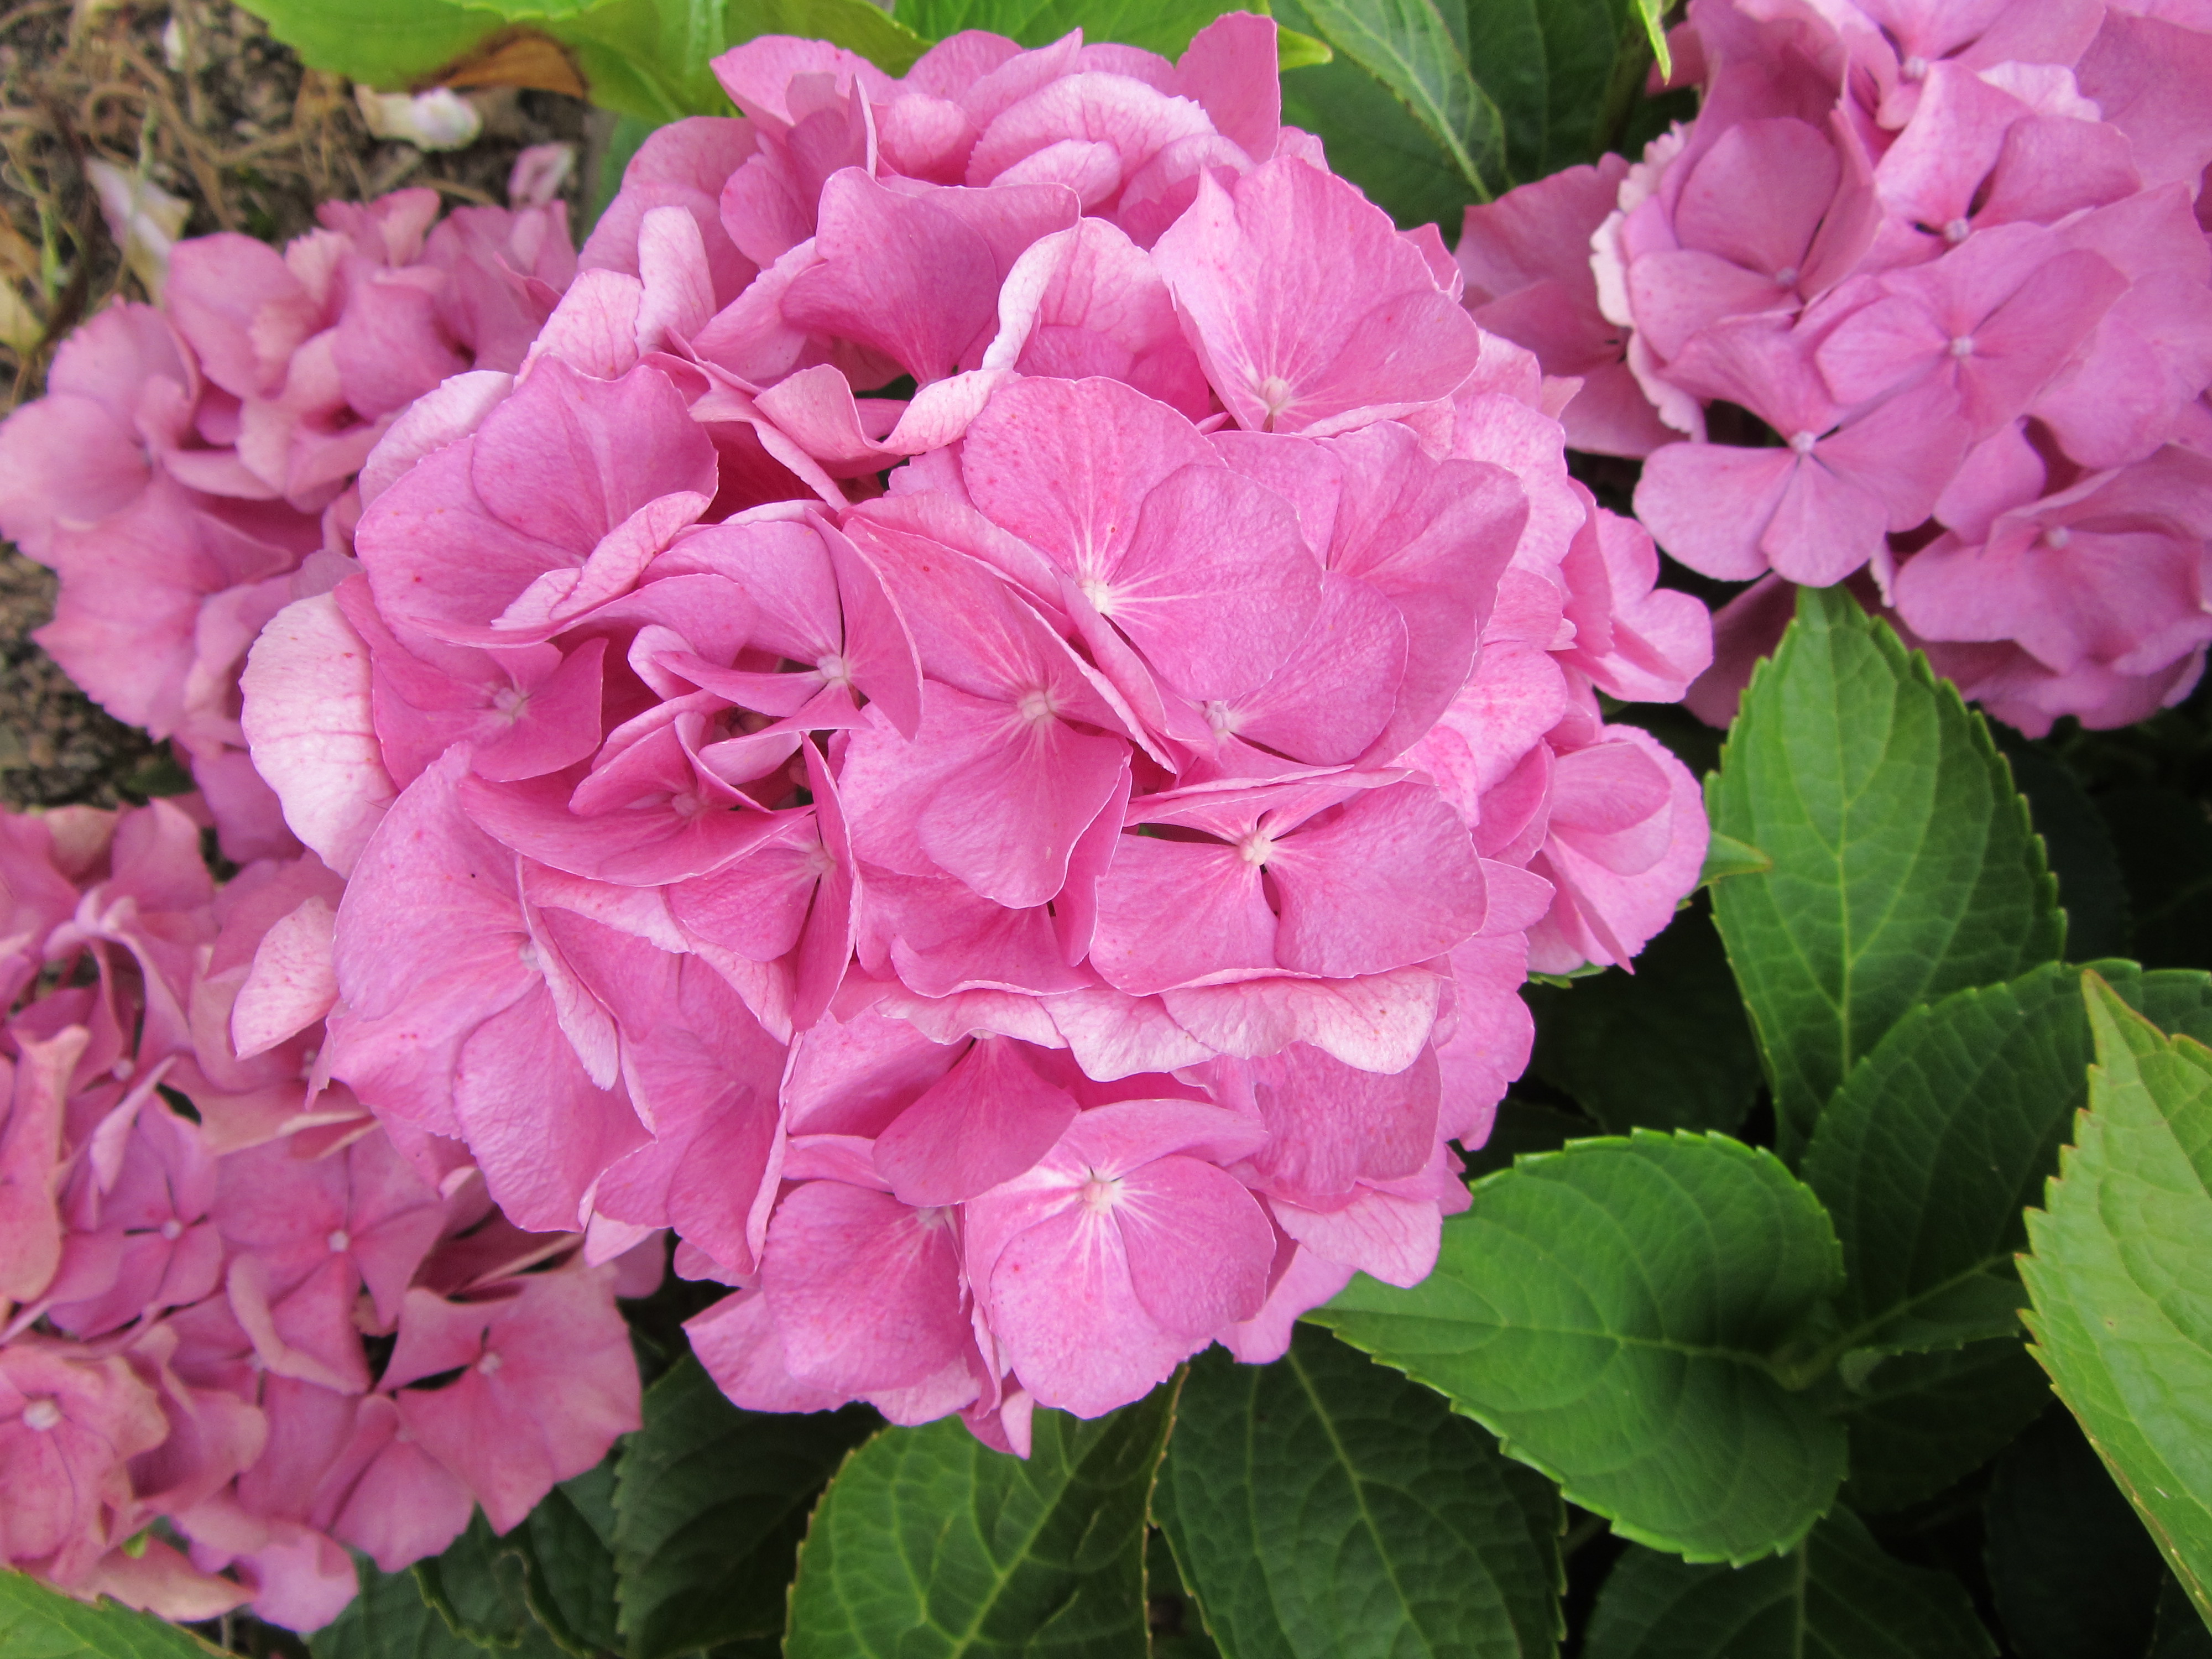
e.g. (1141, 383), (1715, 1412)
(1984, 1410), (2167, 1659)
(233, 0), (926, 123)
(1699, 833), (1772, 886)
(783, 1386), (1176, 1658)
(1804, 966), (2212, 1510)
(312, 1555), (498, 1659)
(1805, 962), (2212, 1359)
(1707, 586), (2065, 1159)
(230, 0), (495, 87)
(1274, 25), (1333, 67)
(1314, 1131), (1848, 1564)
(613, 1355), (875, 1659)
(1525, 896), (1762, 1135)
(1272, 0), (1475, 227)
(414, 1510), (553, 1651)
(1288, 0), (1506, 201)
(2021, 975), (2212, 1627)
(894, 0), (1258, 59)
(1155, 1324), (1563, 1658)
(516, 1464), (623, 1657)
(1834, 1342), (2051, 1515)
(1631, 0), (1670, 79)
(1805, 960), (2203, 1363)
(0, 1571), (225, 1659)
(1583, 1511), (1994, 1658)
(1459, 0), (1654, 184)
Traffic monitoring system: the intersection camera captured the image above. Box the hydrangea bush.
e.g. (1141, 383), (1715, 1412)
(2, 1), (2210, 1654)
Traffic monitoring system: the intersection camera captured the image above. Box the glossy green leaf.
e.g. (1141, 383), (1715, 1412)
(2021, 976), (2212, 1625)
(1288, 0), (1506, 202)
(1806, 962), (2212, 1359)
(783, 1386), (1176, 1658)
(0, 1571), (225, 1659)
(1985, 1411), (2167, 1659)
(895, 0), (1262, 58)
(1804, 966), (2212, 1511)
(1708, 586), (2065, 1159)
(311, 1555), (497, 1659)
(613, 1355), (876, 1659)
(1583, 1511), (1993, 1658)
(517, 1464), (622, 1657)
(1155, 1324), (1563, 1658)
(1276, 0), (1665, 217)
(1526, 897), (1761, 1135)
(1273, 0), (1475, 227)
(1274, 25), (1333, 67)
(1458, 0), (1654, 182)
(1316, 1131), (1847, 1564)
(1834, 1342), (2050, 1515)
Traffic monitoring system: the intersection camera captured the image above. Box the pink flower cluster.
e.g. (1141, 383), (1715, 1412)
(0, 162), (577, 857)
(231, 15), (1712, 1444)
(0, 800), (642, 1631)
(1458, 0), (2212, 734)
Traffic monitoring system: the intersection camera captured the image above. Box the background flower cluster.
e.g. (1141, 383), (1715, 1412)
(1460, 0), (2212, 735)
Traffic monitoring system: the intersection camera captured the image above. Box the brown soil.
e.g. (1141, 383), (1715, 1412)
(0, 0), (597, 811)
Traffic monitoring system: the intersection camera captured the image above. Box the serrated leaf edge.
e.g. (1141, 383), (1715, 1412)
(1315, 1130), (1845, 1567)
(1705, 587), (2064, 1163)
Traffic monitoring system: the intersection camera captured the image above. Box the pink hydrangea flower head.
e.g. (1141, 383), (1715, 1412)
(0, 799), (645, 1629)
(17, 13), (1725, 1451)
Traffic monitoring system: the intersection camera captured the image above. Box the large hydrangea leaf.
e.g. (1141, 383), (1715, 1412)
(896, 0), (1287, 60)
(415, 1510), (557, 1652)
(613, 1357), (877, 1659)
(232, 0), (927, 121)
(1282, 0), (1506, 202)
(1833, 1344), (2051, 1516)
(2021, 975), (2212, 1626)
(513, 1464), (622, 1659)
(1805, 963), (2212, 1355)
(1271, 0), (1670, 226)
(782, 1388), (1175, 1657)
(1582, 1513), (1993, 1659)
(310, 1556), (524, 1659)
(1154, 1326), (1563, 1658)
(1708, 586), (2064, 1160)
(0, 1573), (226, 1659)
(1314, 1131), (1846, 1564)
